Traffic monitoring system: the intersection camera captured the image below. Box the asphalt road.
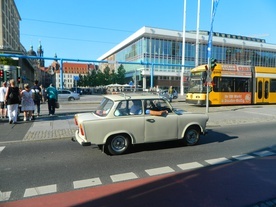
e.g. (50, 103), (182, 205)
(0, 121), (275, 202)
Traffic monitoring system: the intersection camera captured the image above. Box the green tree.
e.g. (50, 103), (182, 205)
(110, 69), (117, 84)
(75, 64), (127, 87)
(97, 70), (106, 86)
(78, 74), (84, 87)
(89, 69), (97, 86)
(103, 66), (111, 85)
(116, 64), (126, 84)
(0, 57), (17, 65)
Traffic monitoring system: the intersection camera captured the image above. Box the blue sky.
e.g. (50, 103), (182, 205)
(15, 0), (276, 66)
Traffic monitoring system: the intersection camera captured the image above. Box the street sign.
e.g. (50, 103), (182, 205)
(74, 76), (80, 81)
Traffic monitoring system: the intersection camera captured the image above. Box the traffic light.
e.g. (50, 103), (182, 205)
(0, 70), (3, 81)
(211, 58), (217, 71)
(17, 77), (21, 84)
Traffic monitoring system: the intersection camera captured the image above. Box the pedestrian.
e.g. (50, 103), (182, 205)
(31, 80), (42, 117)
(5, 79), (21, 124)
(40, 84), (46, 103)
(46, 83), (58, 116)
(21, 83), (35, 121)
(168, 86), (173, 102)
(130, 100), (142, 115)
(0, 81), (7, 118)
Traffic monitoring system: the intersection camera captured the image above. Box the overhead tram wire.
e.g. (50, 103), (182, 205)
(22, 18), (134, 33)
(20, 33), (118, 45)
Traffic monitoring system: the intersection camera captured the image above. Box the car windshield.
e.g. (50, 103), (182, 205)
(94, 98), (114, 117)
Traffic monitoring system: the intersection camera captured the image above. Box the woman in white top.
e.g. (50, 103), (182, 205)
(21, 83), (35, 121)
(0, 81), (7, 118)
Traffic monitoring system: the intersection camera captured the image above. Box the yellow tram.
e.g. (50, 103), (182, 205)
(186, 64), (276, 105)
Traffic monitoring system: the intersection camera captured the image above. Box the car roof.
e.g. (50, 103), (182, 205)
(104, 93), (164, 101)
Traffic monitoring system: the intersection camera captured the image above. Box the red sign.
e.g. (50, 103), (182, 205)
(220, 92), (251, 104)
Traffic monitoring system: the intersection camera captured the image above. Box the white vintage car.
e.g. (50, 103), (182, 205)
(74, 94), (209, 155)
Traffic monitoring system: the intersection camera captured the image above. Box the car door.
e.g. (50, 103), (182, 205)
(58, 90), (67, 100)
(144, 99), (178, 142)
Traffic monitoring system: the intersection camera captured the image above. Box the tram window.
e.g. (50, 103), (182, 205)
(219, 77), (232, 92)
(265, 81), (269, 99)
(202, 71), (207, 83)
(270, 79), (276, 92)
(258, 81), (262, 99)
(235, 78), (250, 92)
(213, 77), (219, 92)
(213, 77), (251, 93)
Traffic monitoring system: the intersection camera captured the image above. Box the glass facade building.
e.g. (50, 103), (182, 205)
(98, 27), (276, 91)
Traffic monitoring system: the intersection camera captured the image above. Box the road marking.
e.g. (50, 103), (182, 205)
(0, 191), (11, 201)
(24, 184), (57, 197)
(232, 154), (255, 160)
(0, 146), (5, 154)
(254, 150), (275, 157)
(73, 178), (102, 189)
(110, 172), (138, 182)
(145, 166), (175, 176)
(177, 162), (203, 171)
(205, 157), (232, 165)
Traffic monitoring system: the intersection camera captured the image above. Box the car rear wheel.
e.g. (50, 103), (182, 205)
(68, 97), (75, 101)
(105, 134), (130, 155)
(182, 126), (200, 146)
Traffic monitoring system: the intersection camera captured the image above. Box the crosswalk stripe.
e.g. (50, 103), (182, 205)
(232, 154), (255, 160)
(254, 150), (275, 157)
(73, 178), (102, 189)
(0, 146), (5, 154)
(0, 191), (11, 201)
(145, 166), (175, 176)
(5, 151), (276, 201)
(110, 172), (138, 182)
(205, 157), (232, 165)
(24, 184), (57, 197)
(177, 162), (203, 171)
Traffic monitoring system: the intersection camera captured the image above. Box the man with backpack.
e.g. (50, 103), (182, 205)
(31, 80), (42, 118)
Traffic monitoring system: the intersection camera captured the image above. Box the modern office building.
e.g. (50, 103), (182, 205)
(97, 26), (276, 91)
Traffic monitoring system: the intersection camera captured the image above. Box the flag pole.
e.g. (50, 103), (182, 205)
(181, 0), (187, 96)
(195, 0), (201, 67)
(206, 0), (219, 113)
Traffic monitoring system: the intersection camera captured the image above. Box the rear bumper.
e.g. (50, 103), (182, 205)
(202, 129), (208, 135)
(75, 130), (91, 146)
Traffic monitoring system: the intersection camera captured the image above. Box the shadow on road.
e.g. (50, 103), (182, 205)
(5, 148), (275, 207)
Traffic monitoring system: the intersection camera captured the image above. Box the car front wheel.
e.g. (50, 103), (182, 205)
(105, 134), (130, 155)
(182, 126), (200, 146)
(68, 97), (75, 101)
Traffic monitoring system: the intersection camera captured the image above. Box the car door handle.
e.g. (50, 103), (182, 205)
(146, 119), (155, 123)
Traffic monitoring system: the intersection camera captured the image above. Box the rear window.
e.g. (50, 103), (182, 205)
(95, 98), (114, 116)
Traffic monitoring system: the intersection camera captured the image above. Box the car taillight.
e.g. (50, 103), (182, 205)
(74, 116), (78, 125)
(80, 124), (84, 136)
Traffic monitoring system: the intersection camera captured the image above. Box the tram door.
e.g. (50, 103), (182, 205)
(255, 78), (269, 103)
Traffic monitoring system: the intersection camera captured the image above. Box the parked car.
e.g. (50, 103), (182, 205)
(70, 87), (83, 95)
(58, 89), (80, 101)
(74, 94), (208, 155)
